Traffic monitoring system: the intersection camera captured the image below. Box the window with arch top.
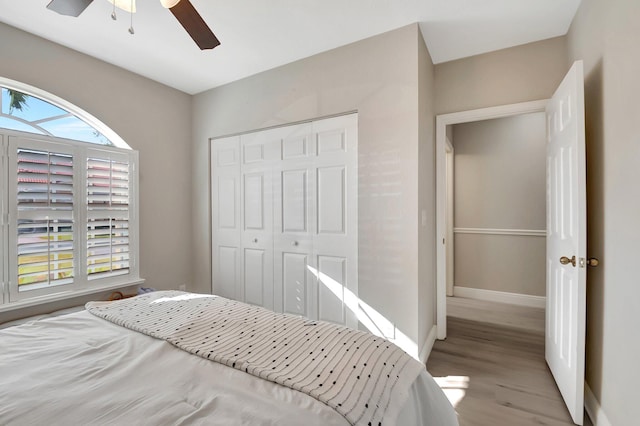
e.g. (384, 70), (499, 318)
(0, 78), (142, 310)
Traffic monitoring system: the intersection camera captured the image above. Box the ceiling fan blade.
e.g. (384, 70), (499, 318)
(46, 0), (94, 17)
(168, 0), (220, 50)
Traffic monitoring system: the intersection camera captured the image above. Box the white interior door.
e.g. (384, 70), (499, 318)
(211, 136), (242, 300)
(546, 60), (587, 425)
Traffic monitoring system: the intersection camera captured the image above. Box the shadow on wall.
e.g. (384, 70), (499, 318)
(583, 58), (604, 401)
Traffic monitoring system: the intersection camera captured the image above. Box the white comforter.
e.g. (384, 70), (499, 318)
(0, 310), (458, 426)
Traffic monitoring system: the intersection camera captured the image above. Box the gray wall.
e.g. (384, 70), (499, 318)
(0, 23), (193, 322)
(567, 0), (640, 423)
(452, 113), (546, 296)
(418, 32), (437, 353)
(192, 24), (432, 358)
(434, 34), (567, 299)
(435, 36), (568, 114)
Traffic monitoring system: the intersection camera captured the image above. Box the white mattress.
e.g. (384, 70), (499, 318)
(0, 309), (458, 425)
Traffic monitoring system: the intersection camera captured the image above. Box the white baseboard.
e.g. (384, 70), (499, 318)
(419, 325), (437, 364)
(453, 286), (546, 309)
(585, 383), (612, 426)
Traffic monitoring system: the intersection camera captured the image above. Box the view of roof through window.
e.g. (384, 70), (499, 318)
(0, 87), (114, 146)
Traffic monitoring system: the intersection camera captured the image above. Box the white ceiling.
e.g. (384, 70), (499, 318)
(0, 0), (582, 95)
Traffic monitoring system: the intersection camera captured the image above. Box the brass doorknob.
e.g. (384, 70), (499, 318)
(560, 256), (576, 267)
(587, 257), (599, 267)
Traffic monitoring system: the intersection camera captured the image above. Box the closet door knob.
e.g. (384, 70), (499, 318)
(291, 241), (299, 246)
(252, 238), (258, 243)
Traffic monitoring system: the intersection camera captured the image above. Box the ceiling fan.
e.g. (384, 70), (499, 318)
(46, 0), (220, 50)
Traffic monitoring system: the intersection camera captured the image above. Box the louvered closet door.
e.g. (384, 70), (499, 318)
(240, 131), (275, 310)
(8, 137), (78, 302)
(272, 123), (316, 318)
(211, 136), (242, 300)
(311, 114), (358, 328)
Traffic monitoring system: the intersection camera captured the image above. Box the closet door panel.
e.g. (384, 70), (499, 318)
(282, 135), (308, 159)
(317, 166), (345, 234)
(244, 248), (266, 306)
(282, 169), (307, 233)
(240, 130), (275, 309)
(218, 177), (237, 229)
(311, 114), (358, 328)
(282, 252), (309, 317)
(243, 143), (264, 164)
(217, 246), (238, 298)
(316, 128), (346, 154)
(317, 255), (347, 325)
(273, 123), (314, 315)
(211, 136), (241, 300)
(243, 173), (265, 230)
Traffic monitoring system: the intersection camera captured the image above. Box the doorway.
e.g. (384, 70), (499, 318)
(435, 62), (588, 425)
(436, 100), (549, 339)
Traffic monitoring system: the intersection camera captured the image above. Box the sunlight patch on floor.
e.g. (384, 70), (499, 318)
(433, 376), (469, 408)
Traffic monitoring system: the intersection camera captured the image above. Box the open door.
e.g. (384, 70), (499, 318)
(545, 60), (587, 425)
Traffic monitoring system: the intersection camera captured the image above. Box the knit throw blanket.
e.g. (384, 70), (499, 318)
(86, 291), (424, 426)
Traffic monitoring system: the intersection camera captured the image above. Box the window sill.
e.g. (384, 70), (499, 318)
(0, 278), (146, 314)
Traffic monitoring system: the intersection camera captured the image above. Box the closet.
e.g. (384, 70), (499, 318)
(211, 113), (358, 328)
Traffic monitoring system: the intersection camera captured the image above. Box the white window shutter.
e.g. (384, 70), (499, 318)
(86, 152), (131, 279)
(4, 134), (140, 305)
(13, 145), (76, 295)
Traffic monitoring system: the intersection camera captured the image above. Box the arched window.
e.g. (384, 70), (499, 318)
(0, 77), (130, 149)
(0, 78), (141, 309)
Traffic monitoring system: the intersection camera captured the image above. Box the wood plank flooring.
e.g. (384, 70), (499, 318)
(427, 297), (592, 426)
(445, 296), (545, 334)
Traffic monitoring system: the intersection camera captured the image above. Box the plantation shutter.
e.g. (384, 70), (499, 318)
(87, 152), (131, 279)
(16, 148), (75, 291)
(4, 133), (139, 305)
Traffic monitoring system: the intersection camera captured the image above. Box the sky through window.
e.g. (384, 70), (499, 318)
(1, 87), (114, 146)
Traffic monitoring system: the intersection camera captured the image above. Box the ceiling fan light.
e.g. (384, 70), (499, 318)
(107, 0), (136, 13)
(160, 0), (181, 8)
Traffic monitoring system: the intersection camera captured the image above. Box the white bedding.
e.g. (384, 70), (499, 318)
(86, 291), (424, 425)
(0, 309), (458, 426)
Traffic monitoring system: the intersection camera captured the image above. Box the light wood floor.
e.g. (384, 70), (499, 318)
(427, 297), (592, 426)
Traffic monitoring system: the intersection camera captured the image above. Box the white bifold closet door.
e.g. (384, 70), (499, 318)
(211, 113), (358, 329)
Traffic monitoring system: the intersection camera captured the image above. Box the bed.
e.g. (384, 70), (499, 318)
(0, 291), (458, 426)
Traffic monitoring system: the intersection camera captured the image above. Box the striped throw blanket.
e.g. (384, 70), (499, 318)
(86, 291), (424, 426)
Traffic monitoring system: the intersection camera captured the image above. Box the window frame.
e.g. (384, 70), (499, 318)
(1, 129), (141, 308)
